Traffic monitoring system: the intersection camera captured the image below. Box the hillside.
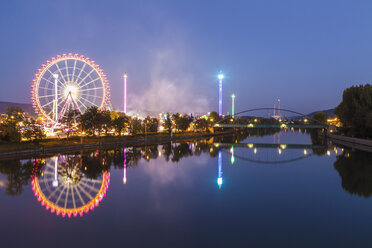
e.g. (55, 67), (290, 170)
(0, 101), (36, 116)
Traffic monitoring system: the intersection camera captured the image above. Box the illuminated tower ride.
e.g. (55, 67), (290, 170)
(123, 73), (127, 114)
(218, 71), (224, 116)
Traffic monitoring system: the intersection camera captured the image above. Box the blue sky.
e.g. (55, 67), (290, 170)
(1, 0), (372, 114)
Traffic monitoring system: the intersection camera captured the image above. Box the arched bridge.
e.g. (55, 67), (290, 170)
(213, 107), (328, 129)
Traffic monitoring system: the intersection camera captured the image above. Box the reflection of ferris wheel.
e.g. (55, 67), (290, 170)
(31, 53), (110, 124)
(31, 155), (110, 218)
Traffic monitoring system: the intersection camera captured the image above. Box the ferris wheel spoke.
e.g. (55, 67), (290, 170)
(64, 185), (70, 209)
(73, 63), (87, 85)
(74, 185), (86, 206)
(71, 186), (77, 209)
(55, 62), (69, 86)
(80, 87), (103, 92)
(78, 77), (101, 89)
(79, 181), (100, 192)
(81, 94), (102, 99)
(80, 97), (99, 107)
(75, 68), (95, 87)
(41, 78), (64, 89)
(71, 59), (77, 83)
(41, 95), (65, 108)
(38, 94), (60, 99)
(76, 184), (94, 201)
(47, 68), (66, 88)
(55, 184), (67, 205)
(46, 184), (62, 200)
(75, 98), (87, 112)
(65, 59), (70, 83)
(39, 85), (63, 91)
(84, 178), (102, 184)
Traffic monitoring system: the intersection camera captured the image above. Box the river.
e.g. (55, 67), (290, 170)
(0, 131), (371, 247)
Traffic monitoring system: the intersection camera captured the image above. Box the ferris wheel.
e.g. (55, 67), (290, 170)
(31, 53), (110, 124)
(31, 155), (110, 218)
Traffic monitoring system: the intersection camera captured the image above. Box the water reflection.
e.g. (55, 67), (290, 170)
(334, 149), (372, 198)
(32, 154), (110, 217)
(0, 133), (372, 220)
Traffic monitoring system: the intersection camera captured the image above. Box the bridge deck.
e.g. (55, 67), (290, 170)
(214, 124), (326, 129)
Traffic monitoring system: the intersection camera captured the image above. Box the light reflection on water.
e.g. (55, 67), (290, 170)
(0, 131), (372, 247)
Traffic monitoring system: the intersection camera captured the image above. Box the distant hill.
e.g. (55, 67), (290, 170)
(0, 101), (36, 116)
(306, 108), (335, 118)
(288, 108), (336, 120)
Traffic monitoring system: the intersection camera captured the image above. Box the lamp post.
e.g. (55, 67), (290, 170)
(218, 71), (224, 116)
(123, 73), (127, 114)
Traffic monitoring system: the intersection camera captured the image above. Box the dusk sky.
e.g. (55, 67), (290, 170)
(1, 0), (372, 114)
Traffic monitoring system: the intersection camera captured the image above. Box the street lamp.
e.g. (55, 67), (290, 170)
(218, 71), (224, 116)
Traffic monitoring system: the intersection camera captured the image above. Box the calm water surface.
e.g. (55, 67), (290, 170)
(1, 131), (372, 247)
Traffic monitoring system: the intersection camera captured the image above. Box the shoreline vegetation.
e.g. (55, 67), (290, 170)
(0, 131), (233, 159)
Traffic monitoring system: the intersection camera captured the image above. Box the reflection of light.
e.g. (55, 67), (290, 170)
(230, 146), (235, 165)
(53, 156), (58, 187)
(327, 150), (331, 156)
(218, 150), (223, 189)
(217, 177), (223, 187)
(123, 148), (127, 184)
(278, 148), (282, 155)
(254, 148), (257, 154)
(304, 149), (307, 155)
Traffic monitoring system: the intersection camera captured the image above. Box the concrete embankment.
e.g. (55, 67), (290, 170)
(327, 133), (372, 153)
(0, 132), (232, 159)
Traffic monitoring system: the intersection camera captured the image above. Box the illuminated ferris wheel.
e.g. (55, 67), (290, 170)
(31, 53), (110, 124)
(31, 155), (110, 218)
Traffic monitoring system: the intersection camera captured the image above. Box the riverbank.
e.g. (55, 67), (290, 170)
(0, 131), (233, 159)
(327, 133), (372, 153)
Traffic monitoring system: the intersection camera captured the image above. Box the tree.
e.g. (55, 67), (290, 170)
(62, 109), (81, 138)
(142, 116), (158, 133)
(172, 114), (192, 131)
(130, 118), (141, 135)
(195, 118), (209, 132)
(335, 84), (372, 138)
(6, 106), (24, 123)
(22, 119), (45, 142)
(163, 113), (173, 134)
(208, 111), (220, 124)
(100, 110), (112, 135)
(112, 115), (129, 136)
(81, 106), (101, 136)
(0, 120), (21, 142)
(311, 112), (328, 125)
